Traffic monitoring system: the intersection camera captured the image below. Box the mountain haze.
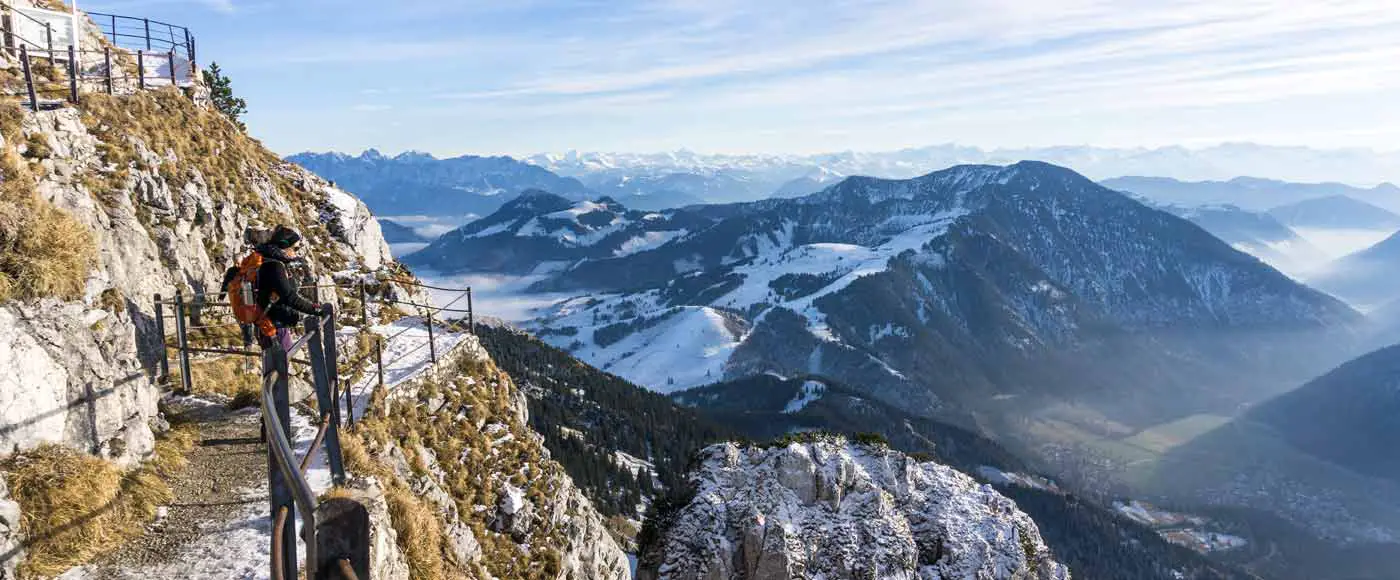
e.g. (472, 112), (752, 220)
(1103, 176), (1400, 213)
(427, 162), (1359, 445)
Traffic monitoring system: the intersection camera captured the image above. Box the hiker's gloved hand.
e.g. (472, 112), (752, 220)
(316, 303), (333, 317)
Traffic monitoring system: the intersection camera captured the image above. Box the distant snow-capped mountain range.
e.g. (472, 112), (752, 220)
(527, 143), (1400, 190)
(290, 144), (1400, 221)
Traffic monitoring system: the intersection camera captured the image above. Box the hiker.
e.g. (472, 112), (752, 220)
(222, 225), (331, 351)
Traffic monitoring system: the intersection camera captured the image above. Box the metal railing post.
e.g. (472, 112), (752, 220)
(44, 22), (52, 67)
(375, 337), (383, 391)
(303, 315), (346, 486)
(2, 15), (13, 56)
(324, 311), (344, 436)
(343, 378), (353, 427)
(174, 290), (193, 394)
(137, 50), (145, 90)
(67, 45), (78, 104)
(153, 294), (169, 379)
(425, 307), (436, 364)
(103, 46), (113, 95)
(184, 29), (196, 69)
(358, 282), (368, 328)
(263, 346), (299, 579)
(316, 498), (371, 580)
(467, 288), (474, 332)
(167, 50), (176, 85)
(20, 46), (37, 112)
(144, 18), (151, 51)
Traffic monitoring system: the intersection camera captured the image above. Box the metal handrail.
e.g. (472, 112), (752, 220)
(259, 313), (339, 580)
(261, 367), (318, 579)
(86, 11), (193, 55)
(385, 277), (471, 292)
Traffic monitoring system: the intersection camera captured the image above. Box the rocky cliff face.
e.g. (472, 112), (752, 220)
(0, 85), (397, 578)
(641, 437), (1068, 580)
(0, 95), (389, 467)
(346, 333), (630, 579)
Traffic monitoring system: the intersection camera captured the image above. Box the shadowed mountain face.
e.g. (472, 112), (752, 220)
(1152, 343), (1400, 548)
(377, 219), (431, 243)
(671, 374), (1027, 475)
(1267, 195), (1400, 231)
(1312, 231), (1400, 309)
(1158, 204), (1326, 277)
(1103, 176), (1400, 213)
(1247, 343), (1400, 483)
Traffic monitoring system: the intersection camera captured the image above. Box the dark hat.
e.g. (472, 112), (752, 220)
(269, 225), (302, 249)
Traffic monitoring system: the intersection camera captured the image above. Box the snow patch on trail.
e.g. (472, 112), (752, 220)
(343, 317), (472, 418)
(58, 404), (336, 580)
(62, 318), (471, 580)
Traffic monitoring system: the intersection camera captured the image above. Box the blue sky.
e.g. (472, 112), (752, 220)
(80, 0), (1400, 158)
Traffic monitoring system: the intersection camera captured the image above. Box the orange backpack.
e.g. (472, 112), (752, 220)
(227, 252), (277, 337)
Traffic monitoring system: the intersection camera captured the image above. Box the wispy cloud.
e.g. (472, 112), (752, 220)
(189, 0), (1400, 155)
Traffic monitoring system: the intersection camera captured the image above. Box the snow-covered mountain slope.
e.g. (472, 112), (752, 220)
(1103, 176), (1400, 213)
(1267, 195), (1400, 231)
(1160, 204), (1327, 278)
(771, 167), (847, 198)
(1310, 230), (1400, 309)
(287, 149), (593, 216)
(580, 172), (751, 208)
(511, 162), (1358, 430)
(636, 437), (1069, 580)
(403, 190), (710, 274)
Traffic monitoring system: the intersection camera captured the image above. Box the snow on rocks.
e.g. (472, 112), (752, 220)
(644, 437), (1068, 580)
(58, 403), (334, 580)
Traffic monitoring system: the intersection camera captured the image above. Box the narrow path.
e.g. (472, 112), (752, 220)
(59, 318), (472, 580)
(61, 396), (269, 579)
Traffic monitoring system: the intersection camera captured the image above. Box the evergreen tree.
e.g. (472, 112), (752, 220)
(202, 62), (247, 130)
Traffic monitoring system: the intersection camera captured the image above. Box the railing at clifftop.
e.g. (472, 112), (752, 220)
(1, 3), (198, 110)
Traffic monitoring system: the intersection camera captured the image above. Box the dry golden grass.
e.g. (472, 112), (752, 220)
(171, 355), (261, 408)
(1, 427), (196, 579)
(0, 99), (24, 143)
(386, 484), (445, 580)
(342, 351), (569, 579)
(98, 288), (124, 313)
(0, 142), (96, 303)
(80, 90), (286, 215)
(185, 320), (247, 348)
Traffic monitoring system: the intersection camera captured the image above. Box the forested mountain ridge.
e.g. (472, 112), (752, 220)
(480, 325), (1260, 579)
(505, 162), (1358, 441)
(474, 325), (738, 531)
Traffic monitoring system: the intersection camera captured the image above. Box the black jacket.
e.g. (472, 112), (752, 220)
(221, 245), (320, 328)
